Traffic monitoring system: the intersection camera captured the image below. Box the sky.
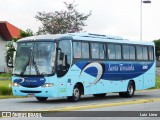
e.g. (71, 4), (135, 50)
(0, 0), (160, 41)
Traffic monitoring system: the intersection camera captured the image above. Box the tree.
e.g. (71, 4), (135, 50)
(19, 29), (33, 38)
(6, 29), (33, 67)
(35, 1), (91, 35)
(11, 29), (33, 42)
(153, 39), (160, 60)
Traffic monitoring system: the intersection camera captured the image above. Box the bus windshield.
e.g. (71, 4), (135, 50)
(13, 41), (56, 76)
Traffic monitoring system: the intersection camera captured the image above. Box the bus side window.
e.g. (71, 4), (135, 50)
(99, 44), (105, 59)
(57, 40), (71, 77)
(91, 43), (105, 59)
(148, 46), (154, 60)
(108, 44), (115, 59)
(136, 46), (143, 60)
(82, 43), (89, 59)
(129, 46), (135, 60)
(143, 46), (148, 60)
(73, 42), (82, 58)
(91, 43), (99, 59)
(123, 45), (129, 60)
(115, 44), (121, 60)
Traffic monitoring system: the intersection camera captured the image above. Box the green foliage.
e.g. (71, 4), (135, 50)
(20, 29), (33, 38)
(155, 76), (160, 89)
(0, 73), (11, 77)
(35, 1), (91, 34)
(153, 39), (160, 58)
(0, 80), (12, 95)
(0, 80), (12, 87)
(6, 41), (15, 66)
(0, 86), (12, 95)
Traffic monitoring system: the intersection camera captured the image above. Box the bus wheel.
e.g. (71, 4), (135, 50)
(93, 93), (106, 97)
(119, 81), (135, 98)
(36, 97), (48, 102)
(126, 81), (135, 97)
(67, 85), (81, 102)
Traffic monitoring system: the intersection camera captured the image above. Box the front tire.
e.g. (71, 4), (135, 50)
(36, 97), (48, 102)
(67, 85), (81, 102)
(119, 81), (135, 98)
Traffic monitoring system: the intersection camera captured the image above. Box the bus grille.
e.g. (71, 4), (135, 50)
(20, 90), (42, 93)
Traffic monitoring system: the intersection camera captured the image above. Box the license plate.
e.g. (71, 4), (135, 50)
(28, 94), (34, 97)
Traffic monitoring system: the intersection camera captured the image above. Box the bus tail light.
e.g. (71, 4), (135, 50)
(42, 83), (54, 87)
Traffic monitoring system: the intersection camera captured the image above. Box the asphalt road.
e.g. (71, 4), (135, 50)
(0, 89), (160, 119)
(0, 89), (160, 112)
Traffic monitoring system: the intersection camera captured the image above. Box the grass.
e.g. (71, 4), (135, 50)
(0, 86), (12, 95)
(0, 73), (11, 78)
(0, 80), (12, 87)
(0, 80), (12, 95)
(0, 73), (12, 96)
(155, 76), (160, 89)
(0, 79), (26, 99)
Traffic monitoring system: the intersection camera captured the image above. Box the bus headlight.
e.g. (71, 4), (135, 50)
(12, 82), (20, 87)
(42, 83), (54, 87)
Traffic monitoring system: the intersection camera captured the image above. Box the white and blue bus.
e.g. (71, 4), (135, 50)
(7, 33), (156, 102)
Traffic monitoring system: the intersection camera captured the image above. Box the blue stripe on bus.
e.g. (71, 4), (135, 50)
(14, 77), (46, 87)
(76, 61), (153, 80)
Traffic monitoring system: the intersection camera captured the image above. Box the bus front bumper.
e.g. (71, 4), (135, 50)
(12, 86), (58, 97)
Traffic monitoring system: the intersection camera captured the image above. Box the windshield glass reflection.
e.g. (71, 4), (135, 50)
(13, 41), (55, 76)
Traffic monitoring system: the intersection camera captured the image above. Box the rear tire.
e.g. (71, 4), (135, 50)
(119, 81), (135, 98)
(93, 93), (106, 97)
(36, 97), (48, 102)
(67, 85), (81, 102)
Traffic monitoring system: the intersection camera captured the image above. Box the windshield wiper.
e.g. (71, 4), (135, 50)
(20, 60), (40, 75)
(33, 59), (40, 75)
(20, 61), (29, 75)
(20, 48), (33, 75)
(20, 43), (41, 76)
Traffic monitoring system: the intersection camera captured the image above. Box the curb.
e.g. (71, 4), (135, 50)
(40, 98), (160, 112)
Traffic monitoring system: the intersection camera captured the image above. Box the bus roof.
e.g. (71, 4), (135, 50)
(17, 33), (154, 46)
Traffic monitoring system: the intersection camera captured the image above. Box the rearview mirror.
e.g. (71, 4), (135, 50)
(60, 52), (64, 60)
(6, 53), (13, 68)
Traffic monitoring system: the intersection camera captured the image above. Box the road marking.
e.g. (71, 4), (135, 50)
(40, 98), (160, 112)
